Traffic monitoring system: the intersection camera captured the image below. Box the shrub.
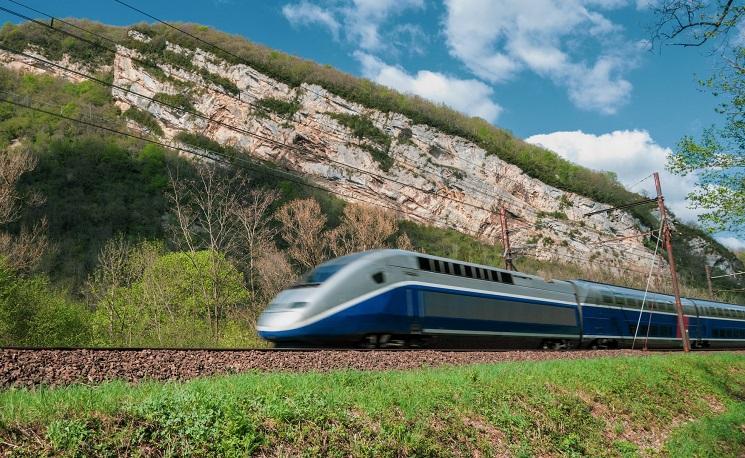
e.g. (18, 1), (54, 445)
(327, 112), (390, 149)
(256, 97), (300, 118)
(361, 144), (393, 172)
(153, 92), (194, 112)
(123, 106), (164, 136)
(0, 258), (91, 347)
(199, 69), (240, 96)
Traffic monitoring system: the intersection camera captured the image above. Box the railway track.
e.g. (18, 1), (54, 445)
(2, 347), (743, 389)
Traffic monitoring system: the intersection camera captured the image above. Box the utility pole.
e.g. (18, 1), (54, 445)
(705, 265), (714, 298)
(654, 172), (691, 353)
(499, 206), (515, 271)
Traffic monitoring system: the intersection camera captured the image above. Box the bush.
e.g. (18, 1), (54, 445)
(328, 112), (390, 148)
(361, 143), (393, 172)
(0, 258), (91, 346)
(153, 92), (194, 112)
(256, 97), (300, 118)
(91, 250), (250, 347)
(199, 69), (240, 96)
(123, 106), (164, 136)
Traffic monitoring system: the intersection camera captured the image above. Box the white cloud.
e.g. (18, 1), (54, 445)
(356, 52), (502, 122)
(525, 129), (699, 221)
(443, 0), (638, 114)
(282, 2), (341, 39)
(635, 0), (657, 10)
(282, 0), (424, 52)
(716, 236), (745, 252)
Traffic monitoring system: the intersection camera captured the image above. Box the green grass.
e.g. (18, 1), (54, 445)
(2, 353), (744, 456)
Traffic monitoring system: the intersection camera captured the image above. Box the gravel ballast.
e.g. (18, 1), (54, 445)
(0, 348), (677, 388)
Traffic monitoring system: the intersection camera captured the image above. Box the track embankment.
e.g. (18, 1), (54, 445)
(0, 348), (678, 388)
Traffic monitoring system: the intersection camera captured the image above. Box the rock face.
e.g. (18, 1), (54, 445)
(1, 34), (736, 276)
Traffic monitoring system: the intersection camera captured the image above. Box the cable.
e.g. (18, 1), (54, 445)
(632, 221), (664, 350)
(2, 90), (667, 284)
(2, 3), (665, 267)
(4, 0), (533, 227)
(0, 94), (464, 229)
(107, 0), (654, 235)
(0, 40), (511, 223)
(6, 0), (663, 259)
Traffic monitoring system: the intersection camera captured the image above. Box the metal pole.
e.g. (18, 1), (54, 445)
(654, 172), (690, 352)
(499, 206), (515, 271)
(705, 265), (714, 298)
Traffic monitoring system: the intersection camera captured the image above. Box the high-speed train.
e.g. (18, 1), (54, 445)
(256, 249), (745, 349)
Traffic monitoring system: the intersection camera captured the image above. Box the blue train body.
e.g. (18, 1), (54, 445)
(257, 250), (745, 349)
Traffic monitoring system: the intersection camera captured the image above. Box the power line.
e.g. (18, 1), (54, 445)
(107, 0), (672, 258)
(106, 1), (650, 234)
(1, 88), (669, 282)
(0, 41), (509, 223)
(0, 94), (460, 229)
(7, 0), (663, 258)
(2, 3), (666, 268)
(3, 0), (526, 219)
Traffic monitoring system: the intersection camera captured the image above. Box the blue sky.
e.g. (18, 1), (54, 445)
(1, 0), (742, 248)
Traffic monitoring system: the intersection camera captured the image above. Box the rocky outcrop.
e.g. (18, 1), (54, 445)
(2, 34), (737, 276)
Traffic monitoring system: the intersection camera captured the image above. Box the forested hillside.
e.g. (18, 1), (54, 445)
(0, 19), (742, 347)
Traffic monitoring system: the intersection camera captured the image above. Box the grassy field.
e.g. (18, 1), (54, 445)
(1, 353), (744, 457)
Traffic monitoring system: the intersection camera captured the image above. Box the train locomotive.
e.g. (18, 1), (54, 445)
(256, 249), (745, 349)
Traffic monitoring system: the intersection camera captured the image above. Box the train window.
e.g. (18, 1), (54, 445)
(464, 265), (473, 277)
(489, 270), (499, 282)
(418, 257), (431, 271)
(443, 262), (452, 275)
(372, 272), (385, 284)
(454, 264), (463, 276)
(433, 260), (442, 273)
(602, 293), (614, 306)
(501, 272), (514, 284)
(476, 268), (484, 280)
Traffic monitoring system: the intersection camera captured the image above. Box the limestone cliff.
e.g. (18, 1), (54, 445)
(1, 30), (738, 278)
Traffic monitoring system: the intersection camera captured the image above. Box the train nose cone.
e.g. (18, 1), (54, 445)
(256, 307), (304, 330)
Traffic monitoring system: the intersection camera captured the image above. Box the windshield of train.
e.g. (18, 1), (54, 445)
(294, 253), (364, 287)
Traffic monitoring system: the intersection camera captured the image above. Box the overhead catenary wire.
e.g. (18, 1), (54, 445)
(2, 1), (666, 262)
(632, 221), (664, 350)
(106, 0), (669, 248)
(0, 41), (513, 223)
(0, 28), (661, 262)
(1, 2), (673, 274)
(0, 94), (460, 229)
(3, 92), (668, 280)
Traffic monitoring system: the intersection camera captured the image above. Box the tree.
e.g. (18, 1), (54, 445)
(137, 251), (249, 346)
(253, 247), (295, 305)
(326, 203), (398, 256)
(86, 236), (161, 345)
(0, 148), (46, 272)
(653, 1), (745, 235)
(168, 163), (250, 341)
(0, 257), (90, 346)
(232, 188), (280, 296)
(275, 198), (328, 269)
